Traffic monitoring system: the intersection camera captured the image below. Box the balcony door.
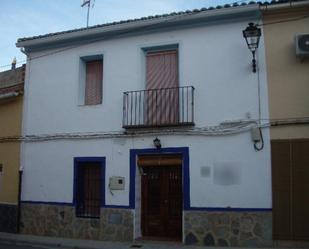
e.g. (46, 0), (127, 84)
(145, 50), (179, 126)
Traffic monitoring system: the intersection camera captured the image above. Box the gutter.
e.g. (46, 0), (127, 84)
(260, 0), (309, 11)
(0, 92), (19, 100)
(16, 4), (259, 50)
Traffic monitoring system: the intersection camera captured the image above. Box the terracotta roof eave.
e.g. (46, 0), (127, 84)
(16, 0), (309, 49)
(16, 3), (260, 49)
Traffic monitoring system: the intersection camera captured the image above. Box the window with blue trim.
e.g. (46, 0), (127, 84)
(79, 55), (103, 106)
(74, 160), (103, 218)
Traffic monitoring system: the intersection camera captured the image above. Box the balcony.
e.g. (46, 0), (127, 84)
(123, 86), (195, 129)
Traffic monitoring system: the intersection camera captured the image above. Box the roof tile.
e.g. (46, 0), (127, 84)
(17, 0), (306, 43)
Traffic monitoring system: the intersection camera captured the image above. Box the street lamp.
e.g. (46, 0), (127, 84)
(243, 22), (261, 73)
(153, 137), (161, 149)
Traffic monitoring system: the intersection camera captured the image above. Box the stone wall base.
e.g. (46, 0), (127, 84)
(21, 204), (274, 246)
(184, 210), (272, 247)
(0, 203), (18, 233)
(21, 204), (133, 241)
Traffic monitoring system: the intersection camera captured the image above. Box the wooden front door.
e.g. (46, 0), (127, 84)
(272, 139), (309, 241)
(141, 165), (182, 239)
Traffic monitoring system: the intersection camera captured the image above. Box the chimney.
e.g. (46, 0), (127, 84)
(11, 57), (16, 70)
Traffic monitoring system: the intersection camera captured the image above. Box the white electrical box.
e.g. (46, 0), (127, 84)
(109, 176), (125, 190)
(251, 127), (261, 142)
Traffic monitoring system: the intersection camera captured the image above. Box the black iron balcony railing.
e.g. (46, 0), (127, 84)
(123, 86), (195, 128)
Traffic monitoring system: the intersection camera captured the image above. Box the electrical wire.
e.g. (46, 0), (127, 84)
(253, 128), (264, 151)
(260, 117), (309, 121)
(0, 120), (264, 143)
(0, 117), (308, 155)
(1, 117), (309, 143)
(0, 60), (26, 69)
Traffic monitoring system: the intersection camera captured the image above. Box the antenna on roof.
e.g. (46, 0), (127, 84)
(81, 0), (95, 27)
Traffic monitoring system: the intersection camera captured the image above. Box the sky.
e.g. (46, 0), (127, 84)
(0, 0), (254, 71)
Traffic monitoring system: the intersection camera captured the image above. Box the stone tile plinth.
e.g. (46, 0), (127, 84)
(20, 204), (133, 241)
(184, 210), (272, 247)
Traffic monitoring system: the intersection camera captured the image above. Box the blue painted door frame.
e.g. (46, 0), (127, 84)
(129, 147), (190, 210)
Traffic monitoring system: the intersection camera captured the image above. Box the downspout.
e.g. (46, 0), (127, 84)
(20, 48), (27, 56)
(17, 47), (27, 234)
(17, 168), (23, 233)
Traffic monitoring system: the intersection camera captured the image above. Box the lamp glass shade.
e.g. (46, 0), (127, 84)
(153, 138), (161, 148)
(243, 23), (261, 52)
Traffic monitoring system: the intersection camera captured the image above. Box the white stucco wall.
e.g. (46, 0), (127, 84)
(23, 20), (268, 134)
(21, 18), (272, 209)
(22, 133), (271, 208)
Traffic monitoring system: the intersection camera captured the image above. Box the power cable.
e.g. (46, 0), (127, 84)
(0, 60), (26, 69)
(2, 118), (308, 143)
(253, 128), (264, 151)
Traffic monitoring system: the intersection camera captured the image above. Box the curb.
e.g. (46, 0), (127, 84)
(0, 233), (131, 249)
(1, 233), (303, 249)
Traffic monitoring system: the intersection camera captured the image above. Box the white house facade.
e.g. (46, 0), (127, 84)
(17, 3), (272, 247)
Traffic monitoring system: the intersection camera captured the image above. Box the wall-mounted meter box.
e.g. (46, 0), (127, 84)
(251, 127), (261, 143)
(109, 176), (125, 190)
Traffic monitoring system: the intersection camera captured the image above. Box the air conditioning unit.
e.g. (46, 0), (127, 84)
(295, 34), (309, 58)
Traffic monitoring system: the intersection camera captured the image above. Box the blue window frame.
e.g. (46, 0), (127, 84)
(73, 157), (105, 218)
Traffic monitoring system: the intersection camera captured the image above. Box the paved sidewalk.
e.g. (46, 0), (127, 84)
(0, 232), (304, 249)
(0, 232), (185, 249)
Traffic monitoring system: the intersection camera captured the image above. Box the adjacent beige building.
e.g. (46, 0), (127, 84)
(0, 64), (25, 233)
(263, 2), (309, 139)
(262, 1), (309, 242)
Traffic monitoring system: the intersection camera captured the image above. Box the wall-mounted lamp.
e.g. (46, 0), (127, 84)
(153, 137), (161, 149)
(243, 22), (261, 73)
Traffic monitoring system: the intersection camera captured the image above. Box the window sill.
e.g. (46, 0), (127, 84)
(77, 103), (103, 108)
(75, 214), (100, 219)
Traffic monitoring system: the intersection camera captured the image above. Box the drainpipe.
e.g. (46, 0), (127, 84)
(14, 48), (28, 234)
(260, 0), (309, 11)
(17, 168), (23, 233)
(0, 92), (19, 100)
